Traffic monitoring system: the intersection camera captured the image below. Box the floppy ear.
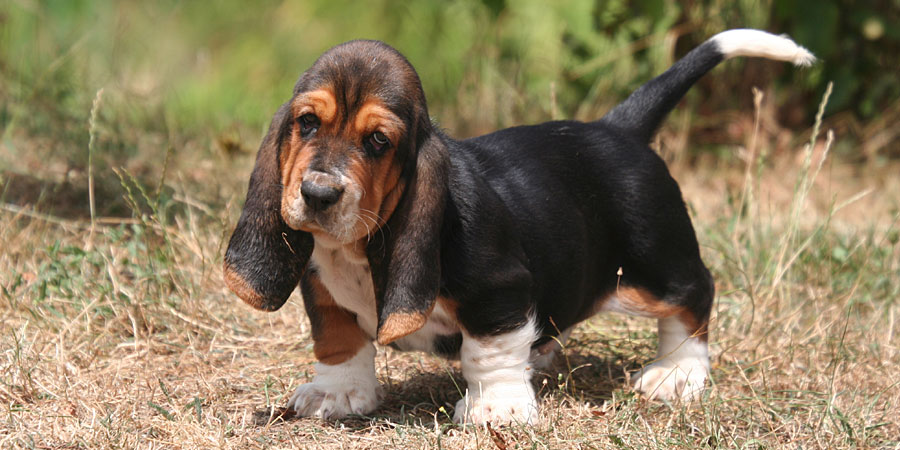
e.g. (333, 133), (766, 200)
(224, 102), (314, 311)
(367, 131), (450, 345)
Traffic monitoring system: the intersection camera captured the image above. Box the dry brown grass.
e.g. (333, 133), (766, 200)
(2, 94), (899, 448)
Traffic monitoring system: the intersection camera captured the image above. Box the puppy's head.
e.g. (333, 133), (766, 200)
(280, 40), (430, 245)
(225, 40), (449, 341)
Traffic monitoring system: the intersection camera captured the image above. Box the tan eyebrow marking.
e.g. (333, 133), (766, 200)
(292, 89), (338, 124)
(354, 100), (404, 143)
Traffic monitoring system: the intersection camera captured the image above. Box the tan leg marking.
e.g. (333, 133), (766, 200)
(307, 275), (369, 365)
(600, 286), (707, 338)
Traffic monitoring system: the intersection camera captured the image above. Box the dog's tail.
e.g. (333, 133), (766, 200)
(600, 29), (815, 143)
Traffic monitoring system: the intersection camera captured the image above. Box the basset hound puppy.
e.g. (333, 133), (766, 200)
(224, 29), (814, 425)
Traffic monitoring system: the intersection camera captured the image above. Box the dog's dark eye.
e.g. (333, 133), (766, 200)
(297, 114), (320, 137)
(366, 131), (390, 155)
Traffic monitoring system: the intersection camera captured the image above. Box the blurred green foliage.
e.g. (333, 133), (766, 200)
(1, 0), (897, 168)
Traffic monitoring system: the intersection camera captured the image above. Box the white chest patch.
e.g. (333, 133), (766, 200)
(309, 239), (459, 353)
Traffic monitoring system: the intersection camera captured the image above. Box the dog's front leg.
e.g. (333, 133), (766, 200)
(287, 342), (379, 419)
(453, 318), (539, 426)
(287, 278), (380, 420)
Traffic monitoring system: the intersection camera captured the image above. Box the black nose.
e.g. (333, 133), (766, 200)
(301, 179), (344, 212)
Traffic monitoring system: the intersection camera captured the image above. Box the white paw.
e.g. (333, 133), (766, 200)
(632, 359), (708, 401)
(453, 383), (538, 426)
(286, 343), (380, 420)
(286, 378), (380, 419)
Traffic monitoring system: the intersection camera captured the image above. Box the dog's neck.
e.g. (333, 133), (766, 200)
(310, 232), (368, 265)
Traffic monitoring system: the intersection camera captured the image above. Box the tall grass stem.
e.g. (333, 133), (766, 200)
(87, 88), (105, 244)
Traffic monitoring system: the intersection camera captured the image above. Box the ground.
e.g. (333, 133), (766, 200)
(1, 98), (899, 448)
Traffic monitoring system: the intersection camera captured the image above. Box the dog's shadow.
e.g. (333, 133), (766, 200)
(534, 351), (638, 405)
(255, 350), (641, 430)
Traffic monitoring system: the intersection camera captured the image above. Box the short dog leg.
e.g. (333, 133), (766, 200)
(603, 284), (712, 401)
(287, 342), (380, 419)
(632, 315), (709, 401)
(288, 277), (380, 419)
(454, 318), (539, 426)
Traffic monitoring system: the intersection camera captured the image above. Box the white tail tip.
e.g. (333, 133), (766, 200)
(711, 29), (816, 67)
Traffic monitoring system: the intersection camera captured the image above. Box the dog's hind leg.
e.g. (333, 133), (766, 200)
(601, 271), (714, 401)
(633, 314), (710, 401)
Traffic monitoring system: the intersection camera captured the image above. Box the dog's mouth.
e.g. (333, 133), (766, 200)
(282, 189), (366, 244)
(299, 214), (346, 236)
(285, 210), (351, 237)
